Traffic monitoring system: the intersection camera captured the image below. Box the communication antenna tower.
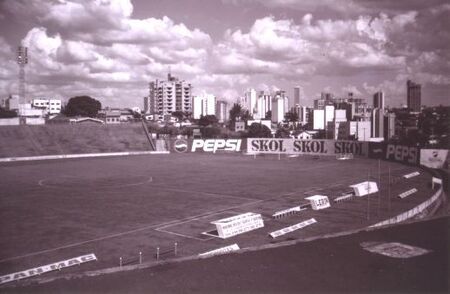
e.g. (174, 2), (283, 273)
(17, 46), (28, 105)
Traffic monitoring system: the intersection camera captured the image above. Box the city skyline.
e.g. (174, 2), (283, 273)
(0, 0), (449, 109)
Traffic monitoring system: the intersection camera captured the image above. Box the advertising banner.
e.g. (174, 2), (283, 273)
(420, 149), (449, 169)
(269, 218), (317, 238)
(350, 181), (379, 196)
(246, 139), (368, 156)
(0, 253), (97, 285)
(368, 142), (386, 160)
(385, 144), (419, 165)
(172, 138), (245, 154)
(211, 212), (264, 239)
(198, 244), (240, 258)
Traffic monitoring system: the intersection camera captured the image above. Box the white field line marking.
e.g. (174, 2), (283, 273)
(0, 220), (173, 264)
(0, 199), (258, 264)
(1, 164), (415, 263)
(155, 202), (262, 231)
(147, 185), (255, 201)
(38, 176), (153, 188)
(154, 228), (211, 241)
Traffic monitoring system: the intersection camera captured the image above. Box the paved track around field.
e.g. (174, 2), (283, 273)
(6, 216), (448, 293)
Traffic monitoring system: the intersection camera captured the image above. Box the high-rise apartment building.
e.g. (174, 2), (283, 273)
(293, 86), (303, 108)
(384, 112), (396, 140)
(256, 91), (271, 120)
(243, 88), (257, 116)
(321, 92), (333, 102)
(192, 94), (216, 119)
(271, 92), (288, 124)
(313, 109), (325, 130)
(407, 80), (421, 112)
(145, 73), (192, 120)
(371, 108), (384, 138)
(216, 100), (228, 123)
(297, 106), (310, 125)
(373, 91), (384, 109)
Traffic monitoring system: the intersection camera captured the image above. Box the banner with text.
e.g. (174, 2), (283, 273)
(247, 139), (368, 156)
(420, 149), (449, 169)
(368, 142), (420, 165)
(0, 253), (97, 285)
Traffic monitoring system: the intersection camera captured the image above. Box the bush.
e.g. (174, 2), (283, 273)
(247, 123), (272, 138)
(201, 126), (221, 138)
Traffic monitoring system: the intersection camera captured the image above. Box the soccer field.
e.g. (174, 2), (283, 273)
(0, 153), (431, 278)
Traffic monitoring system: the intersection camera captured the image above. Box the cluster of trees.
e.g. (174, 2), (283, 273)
(64, 96), (102, 117)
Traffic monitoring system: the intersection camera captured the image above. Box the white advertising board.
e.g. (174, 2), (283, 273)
(269, 218), (317, 238)
(398, 188), (418, 199)
(350, 181), (379, 197)
(403, 171), (420, 179)
(211, 212), (264, 239)
(272, 206), (303, 218)
(420, 149), (449, 169)
(432, 177), (443, 189)
(0, 253), (97, 285)
(305, 195), (331, 210)
(247, 139), (368, 156)
(198, 244), (240, 258)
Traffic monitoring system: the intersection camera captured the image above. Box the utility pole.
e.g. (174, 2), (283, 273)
(17, 46), (28, 107)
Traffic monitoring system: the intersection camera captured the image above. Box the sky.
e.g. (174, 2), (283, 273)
(0, 0), (449, 109)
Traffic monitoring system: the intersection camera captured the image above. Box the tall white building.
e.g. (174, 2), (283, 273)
(329, 109), (347, 139)
(256, 91), (271, 120)
(371, 108), (385, 138)
(313, 109), (325, 130)
(356, 121), (371, 141)
(192, 94), (216, 119)
(271, 91), (288, 124)
(324, 105), (335, 127)
(145, 73), (192, 120)
(337, 121), (371, 141)
(216, 100), (228, 123)
(243, 88), (257, 116)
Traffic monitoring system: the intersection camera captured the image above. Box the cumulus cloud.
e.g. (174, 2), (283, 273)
(0, 0), (448, 107)
(0, 0), (214, 107)
(212, 13), (414, 78)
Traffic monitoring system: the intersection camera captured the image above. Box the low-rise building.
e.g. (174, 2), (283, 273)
(234, 121), (245, 132)
(32, 99), (62, 114)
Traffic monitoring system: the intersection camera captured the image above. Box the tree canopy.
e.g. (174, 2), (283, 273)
(198, 115), (218, 127)
(284, 110), (299, 123)
(229, 103), (242, 123)
(64, 96), (101, 117)
(275, 127), (290, 138)
(247, 123), (272, 138)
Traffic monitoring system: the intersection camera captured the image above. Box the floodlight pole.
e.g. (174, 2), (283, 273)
(367, 171), (370, 220)
(388, 164), (391, 212)
(378, 159), (381, 216)
(17, 46), (28, 106)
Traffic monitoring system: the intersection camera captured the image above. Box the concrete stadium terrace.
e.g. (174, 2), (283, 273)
(0, 152), (438, 290)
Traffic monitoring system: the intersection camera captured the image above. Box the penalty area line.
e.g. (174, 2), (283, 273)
(154, 227), (213, 241)
(0, 215), (181, 265)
